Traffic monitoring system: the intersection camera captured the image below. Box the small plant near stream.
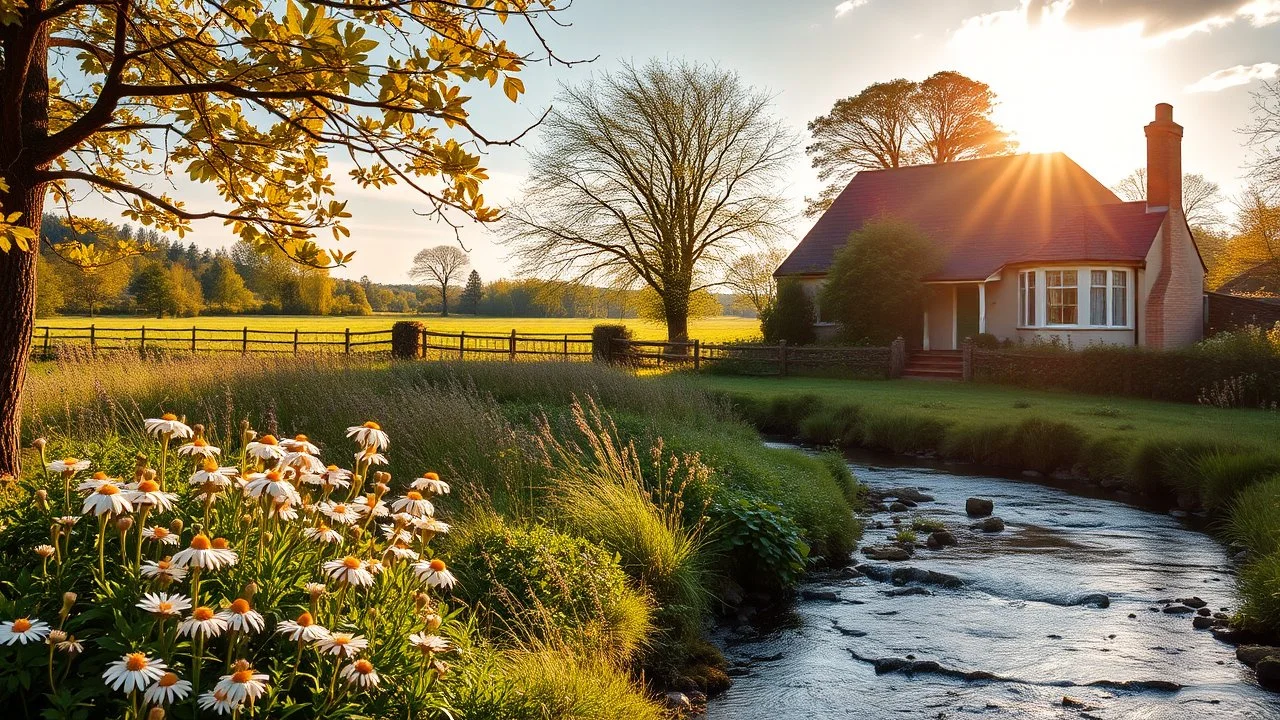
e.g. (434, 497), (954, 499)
(892, 529), (918, 545)
(0, 415), (459, 718)
(910, 517), (946, 533)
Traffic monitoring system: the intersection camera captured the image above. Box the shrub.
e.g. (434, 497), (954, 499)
(819, 218), (941, 345)
(1193, 450), (1280, 510)
(1238, 550), (1280, 633)
(760, 279), (815, 346)
(709, 493), (809, 590)
(591, 324), (632, 363)
(1008, 418), (1086, 473)
(893, 528), (917, 544)
(477, 650), (665, 720)
(447, 517), (651, 665)
(972, 332), (1000, 350)
(859, 410), (948, 454)
(1226, 476), (1280, 558)
(391, 320), (425, 358)
(911, 517), (946, 533)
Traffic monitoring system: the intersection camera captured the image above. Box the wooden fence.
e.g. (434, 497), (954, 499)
(611, 338), (897, 377)
(418, 329), (593, 362)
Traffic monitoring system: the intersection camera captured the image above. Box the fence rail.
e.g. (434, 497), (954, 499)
(418, 328), (593, 362)
(610, 338), (896, 377)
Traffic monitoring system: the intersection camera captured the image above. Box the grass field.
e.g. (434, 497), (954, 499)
(681, 375), (1280, 451)
(34, 314), (761, 342)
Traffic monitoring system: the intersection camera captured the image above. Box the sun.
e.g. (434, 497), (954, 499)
(946, 6), (1160, 182)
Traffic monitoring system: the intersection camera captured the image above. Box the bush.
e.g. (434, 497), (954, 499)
(391, 320), (425, 358)
(447, 518), (651, 664)
(819, 218), (941, 345)
(709, 493), (809, 590)
(1226, 477), (1280, 558)
(760, 279), (815, 346)
(1193, 450), (1280, 510)
(972, 332), (1000, 349)
(591, 324), (632, 363)
(1238, 550), (1280, 633)
(454, 650), (664, 720)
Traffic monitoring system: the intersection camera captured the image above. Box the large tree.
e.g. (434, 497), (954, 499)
(1112, 168), (1226, 228)
(460, 269), (483, 314)
(1244, 79), (1280, 194)
(724, 244), (789, 315)
(503, 60), (794, 342)
(410, 245), (469, 317)
(0, 0), (559, 472)
(805, 71), (1014, 216)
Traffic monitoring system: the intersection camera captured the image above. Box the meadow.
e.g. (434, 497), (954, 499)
(3, 353), (858, 719)
(34, 315), (763, 343)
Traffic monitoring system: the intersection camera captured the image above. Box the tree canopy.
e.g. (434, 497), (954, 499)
(410, 245), (469, 317)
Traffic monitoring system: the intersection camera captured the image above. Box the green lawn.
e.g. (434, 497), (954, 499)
(33, 314), (760, 343)
(681, 375), (1280, 449)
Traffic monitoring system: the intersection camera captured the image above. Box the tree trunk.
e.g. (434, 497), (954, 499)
(664, 294), (690, 344)
(440, 283), (449, 317)
(0, 190), (41, 477)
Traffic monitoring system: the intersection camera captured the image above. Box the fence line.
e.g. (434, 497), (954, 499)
(609, 338), (897, 377)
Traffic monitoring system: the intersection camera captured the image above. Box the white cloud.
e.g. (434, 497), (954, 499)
(834, 0), (869, 18)
(1185, 62), (1280, 92)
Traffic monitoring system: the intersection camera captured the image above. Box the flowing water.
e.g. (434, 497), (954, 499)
(707, 453), (1280, 719)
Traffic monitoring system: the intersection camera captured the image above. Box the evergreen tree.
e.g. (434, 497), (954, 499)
(461, 270), (483, 314)
(130, 263), (176, 318)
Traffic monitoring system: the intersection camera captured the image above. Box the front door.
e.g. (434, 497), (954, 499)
(956, 285), (980, 344)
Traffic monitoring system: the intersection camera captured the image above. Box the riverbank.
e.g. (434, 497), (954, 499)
(677, 374), (1280, 641)
(709, 454), (1280, 718)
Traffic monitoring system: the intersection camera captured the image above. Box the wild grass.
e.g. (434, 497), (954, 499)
(911, 517), (947, 533)
(1226, 477), (1280, 559)
(1238, 550), (1280, 634)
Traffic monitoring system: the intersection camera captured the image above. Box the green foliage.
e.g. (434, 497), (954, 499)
(592, 324), (633, 363)
(760, 278), (815, 345)
(451, 650), (664, 720)
(1238, 550), (1280, 633)
(35, 253), (65, 317)
(1227, 477), (1280, 558)
(710, 494), (809, 590)
(461, 270), (484, 315)
(911, 517), (947, 533)
(820, 218), (941, 345)
(1193, 450), (1280, 510)
(893, 528), (917, 544)
(128, 262), (176, 317)
(200, 255), (258, 313)
(447, 517), (651, 665)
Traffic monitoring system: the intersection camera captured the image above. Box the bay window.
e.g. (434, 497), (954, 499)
(1016, 267), (1132, 329)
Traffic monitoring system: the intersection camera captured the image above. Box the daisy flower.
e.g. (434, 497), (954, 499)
(142, 525), (180, 546)
(339, 659), (380, 689)
(244, 434), (285, 462)
(81, 480), (132, 516)
(276, 611), (330, 643)
(76, 471), (115, 493)
(141, 558), (187, 583)
(178, 606), (228, 639)
(176, 437), (220, 458)
(280, 434), (320, 454)
(323, 556), (376, 587)
(103, 651), (167, 693)
(144, 671), (192, 705)
(244, 469), (301, 504)
(413, 558), (458, 590)
(386, 541), (419, 561)
(355, 449), (388, 467)
(303, 524), (343, 545)
(301, 465), (352, 490)
(0, 617), (50, 645)
(282, 451), (326, 475)
(413, 517), (451, 536)
(136, 592), (192, 619)
(318, 501), (363, 525)
(47, 457), (91, 474)
(171, 534), (238, 570)
(408, 633), (451, 655)
(267, 499), (299, 522)
(304, 582), (327, 599)
(409, 472), (451, 495)
(346, 421), (390, 451)
(189, 458), (237, 488)
(56, 515), (79, 528)
(365, 559), (384, 576)
(216, 599), (265, 634)
(382, 525), (414, 544)
(144, 414), (193, 439)
(197, 688), (240, 715)
(353, 494), (389, 518)
(34, 544), (56, 559)
(215, 660), (269, 704)
(124, 478), (178, 512)
(390, 491), (433, 518)
(316, 632), (368, 659)
(56, 634), (84, 655)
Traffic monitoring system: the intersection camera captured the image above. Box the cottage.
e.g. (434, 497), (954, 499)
(776, 103), (1205, 353)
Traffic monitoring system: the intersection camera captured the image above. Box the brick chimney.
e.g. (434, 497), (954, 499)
(1144, 103), (1182, 215)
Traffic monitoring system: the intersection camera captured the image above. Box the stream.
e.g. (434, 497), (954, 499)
(707, 453), (1280, 719)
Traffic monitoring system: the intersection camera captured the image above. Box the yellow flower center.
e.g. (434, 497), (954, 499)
(62, 457), (78, 465)
(333, 635), (350, 646)
(157, 560), (172, 570)
(193, 438), (207, 447)
(97, 484), (119, 496)
(231, 669), (254, 683)
(332, 504), (346, 514)
(152, 527), (169, 538)
(423, 471), (439, 480)
(342, 556), (361, 569)
(259, 434), (278, 445)
(161, 413), (177, 421)
(230, 599), (250, 614)
(296, 611), (314, 627)
(137, 479), (159, 493)
(294, 434), (308, 441)
(211, 537), (230, 550)
(157, 602), (173, 613)
(406, 491), (423, 501)
(362, 421), (380, 430)
(11, 618), (31, 633)
(190, 535), (211, 550)
(265, 470), (281, 481)
(429, 559), (446, 572)
(201, 458), (219, 472)
(354, 659), (374, 674)
(326, 464), (339, 472)
(92, 471), (107, 479)
(158, 672), (179, 688)
(125, 653), (148, 671)
(193, 607), (214, 621)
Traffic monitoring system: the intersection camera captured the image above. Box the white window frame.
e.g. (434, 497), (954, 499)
(1045, 269), (1079, 326)
(1015, 267), (1134, 330)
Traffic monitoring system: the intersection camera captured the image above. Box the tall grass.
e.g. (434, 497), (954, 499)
(1227, 477), (1280, 558)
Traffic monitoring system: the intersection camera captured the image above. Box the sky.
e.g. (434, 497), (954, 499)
(78, 0), (1280, 284)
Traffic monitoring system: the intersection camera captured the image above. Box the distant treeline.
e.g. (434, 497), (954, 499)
(35, 215), (755, 319)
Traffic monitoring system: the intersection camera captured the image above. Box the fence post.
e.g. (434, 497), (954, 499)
(293, 329), (299, 355)
(89, 324), (96, 355)
(889, 336), (905, 379)
(191, 326), (197, 353)
(509, 329), (517, 362)
(693, 339), (700, 370)
(459, 331), (465, 360)
(242, 326), (248, 355)
(420, 328), (426, 359)
(563, 334), (568, 361)
(961, 338), (974, 382)
(43, 326), (50, 357)
(139, 326), (147, 356)
(344, 328), (351, 355)
(778, 339), (788, 377)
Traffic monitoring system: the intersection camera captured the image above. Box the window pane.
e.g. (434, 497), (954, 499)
(1090, 287), (1107, 325)
(1112, 271), (1127, 326)
(1046, 270), (1077, 325)
(1092, 270), (1106, 287)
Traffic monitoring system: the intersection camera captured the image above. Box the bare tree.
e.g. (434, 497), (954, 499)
(805, 72), (1014, 216)
(1243, 79), (1280, 195)
(724, 245), (790, 315)
(410, 246), (469, 317)
(503, 60), (795, 342)
(1111, 168), (1226, 228)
